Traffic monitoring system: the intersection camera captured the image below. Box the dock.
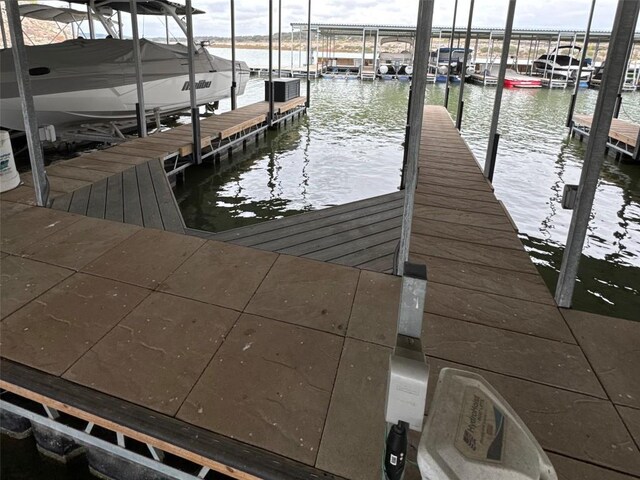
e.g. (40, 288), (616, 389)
(192, 191), (403, 273)
(572, 113), (639, 161)
(468, 73), (499, 86)
(1, 107), (639, 480)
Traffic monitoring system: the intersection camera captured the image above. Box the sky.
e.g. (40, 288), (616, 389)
(48, 0), (633, 38)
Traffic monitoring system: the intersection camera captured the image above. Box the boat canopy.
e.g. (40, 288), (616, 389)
(19, 5), (88, 24)
(66, 0), (204, 16)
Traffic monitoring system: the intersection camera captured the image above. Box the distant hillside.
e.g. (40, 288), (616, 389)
(1, 4), (73, 46)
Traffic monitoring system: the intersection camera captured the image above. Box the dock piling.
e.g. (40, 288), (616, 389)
(444, 0), (459, 109)
(455, 0), (474, 131)
(5, 0), (50, 206)
(185, 0), (201, 164)
(230, 0), (237, 110)
(555, 0), (640, 308)
(306, 0), (311, 107)
(567, 0), (596, 128)
(129, 0), (147, 138)
(397, 0), (435, 276)
(483, 0), (516, 182)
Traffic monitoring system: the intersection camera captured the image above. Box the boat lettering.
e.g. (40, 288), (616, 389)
(182, 80), (212, 91)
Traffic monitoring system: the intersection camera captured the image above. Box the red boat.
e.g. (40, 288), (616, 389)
(504, 71), (542, 88)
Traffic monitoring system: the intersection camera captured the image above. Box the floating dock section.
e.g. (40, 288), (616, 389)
(571, 113), (639, 161)
(1, 106), (639, 480)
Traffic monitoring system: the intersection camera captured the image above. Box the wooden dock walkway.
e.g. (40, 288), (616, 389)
(572, 113), (639, 160)
(1, 105), (639, 480)
(405, 106), (640, 480)
(190, 191), (404, 273)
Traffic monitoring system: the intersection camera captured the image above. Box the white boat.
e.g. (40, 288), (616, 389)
(0, 2), (250, 132)
(533, 45), (593, 82)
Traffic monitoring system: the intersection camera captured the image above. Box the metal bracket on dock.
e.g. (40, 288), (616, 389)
(386, 262), (428, 431)
(561, 184), (579, 210)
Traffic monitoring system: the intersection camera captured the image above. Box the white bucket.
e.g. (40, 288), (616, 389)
(0, 131), (21, 193)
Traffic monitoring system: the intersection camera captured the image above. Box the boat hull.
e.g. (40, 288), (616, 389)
(0, 39), (250, 131)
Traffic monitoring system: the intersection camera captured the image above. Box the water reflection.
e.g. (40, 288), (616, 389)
(175, 76), (640, 320)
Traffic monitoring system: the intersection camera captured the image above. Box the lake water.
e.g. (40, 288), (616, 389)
(176, 48), (640, 322)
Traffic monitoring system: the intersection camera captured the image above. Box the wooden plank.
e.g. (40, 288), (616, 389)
(231, 197), (405, 247)
(122, 167), (143, 227)
(50, 193), (72, 212)
(135, 162), (163, 230)
(0, 360), (345, 480)
(212, 192), (403, 242)
(355, 253), (395, 273)
(107, 145), (168, 160)
(178, 135), (213, 157)
(326, 236), (400, 266)
(68, 185), (91, 215)
(86, 178), (108, 219)
(278, 216), (402, 256)
(46, 164), (112, 183)
(85, 150), (155, 165)
(148, 160), (185, 233)
(60, 157), (133, 173)
(105, 173), (124, 223)
(259, 208), (403, 252)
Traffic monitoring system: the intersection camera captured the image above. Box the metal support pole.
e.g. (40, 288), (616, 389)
(298, 28), (302, 68)
(526, 37), (533, 74)
(129, 0), (147, 138)
(396, 0), (435, 277)
(555, 0), (640, 308)
(165, 15), (170, 44)
(185, 0), (200, 163)
(373, 29), (379, 73)
(268, 0), (274, 127)
(278, 0), (282, 77)
(567, 0), (596, 127)
(86, 2), (96, 39)
(514, 35), (521, 71)
(290, 26), (294, 76)
(117, 10), (123, 39)
(543, 38), (551, 78)
(549, 33), (561, 84)
(456, 0), (474, 131)
(444, 0), (459, 109)
(306, 0), (311, 107)
(593, 39), (601, 65)
(486, 31), (494, 82)
(5, 2), (49, 206)
(615, 31), (636, 117)
(483, 0), (516, 182)
(230, 0), (237, 110)
(0, 6), (8, 49)
(361, 28), (366, 79)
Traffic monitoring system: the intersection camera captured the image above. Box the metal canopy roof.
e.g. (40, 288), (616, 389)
(290, 23), (640, 42)
(19, 5), (88, 24)
(67, 0), (204, 16)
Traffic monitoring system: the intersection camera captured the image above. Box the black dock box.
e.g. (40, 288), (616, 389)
(264, 78), (301, 102)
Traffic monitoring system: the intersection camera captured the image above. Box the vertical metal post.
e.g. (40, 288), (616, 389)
(278, 0), (282, 77)
(129, 0), (147, 138)
(5, 2), (49, 206)
(361, 28), (366, 79)
(165, 15), (170, 44)
(526, 37), (533, 73)
(396, 0), (435, 277)
(548, 33), (561, 85)
(473, 35), (479, 64)
(486, 31), (494, 82)
(514, 35), (521, 71)
(87, 4), (95, 39)
(268, 0), (274, 127)
(230, 0), (237, 110)
(444, 0), (459, 109)
(0, 6), (7, 49)
(483, 0), (516, 182)
(298, 28), (302, 67)
(615, 32), (636, 117)
(456, 0), (474, 131)
(567, 0), (596, 127)
(593, 39), (601, 65)
(290, 26), (294, 76)
(543, 38), (552, 78)
(315, 28), (320, 75)
(306, 0), (311, 107)
(185, 0), (200, 163)
(373, 29), (379, 73)
(555, 0), (640, 308)
(117, 10), (123, 39)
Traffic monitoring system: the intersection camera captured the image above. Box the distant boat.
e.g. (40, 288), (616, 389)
(504, 70), (542, 88)
(533, 45), (593, 82)
(377, 51), (413, 80)
(430, 47), (475, 81)
(589, 62), (639, 91)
